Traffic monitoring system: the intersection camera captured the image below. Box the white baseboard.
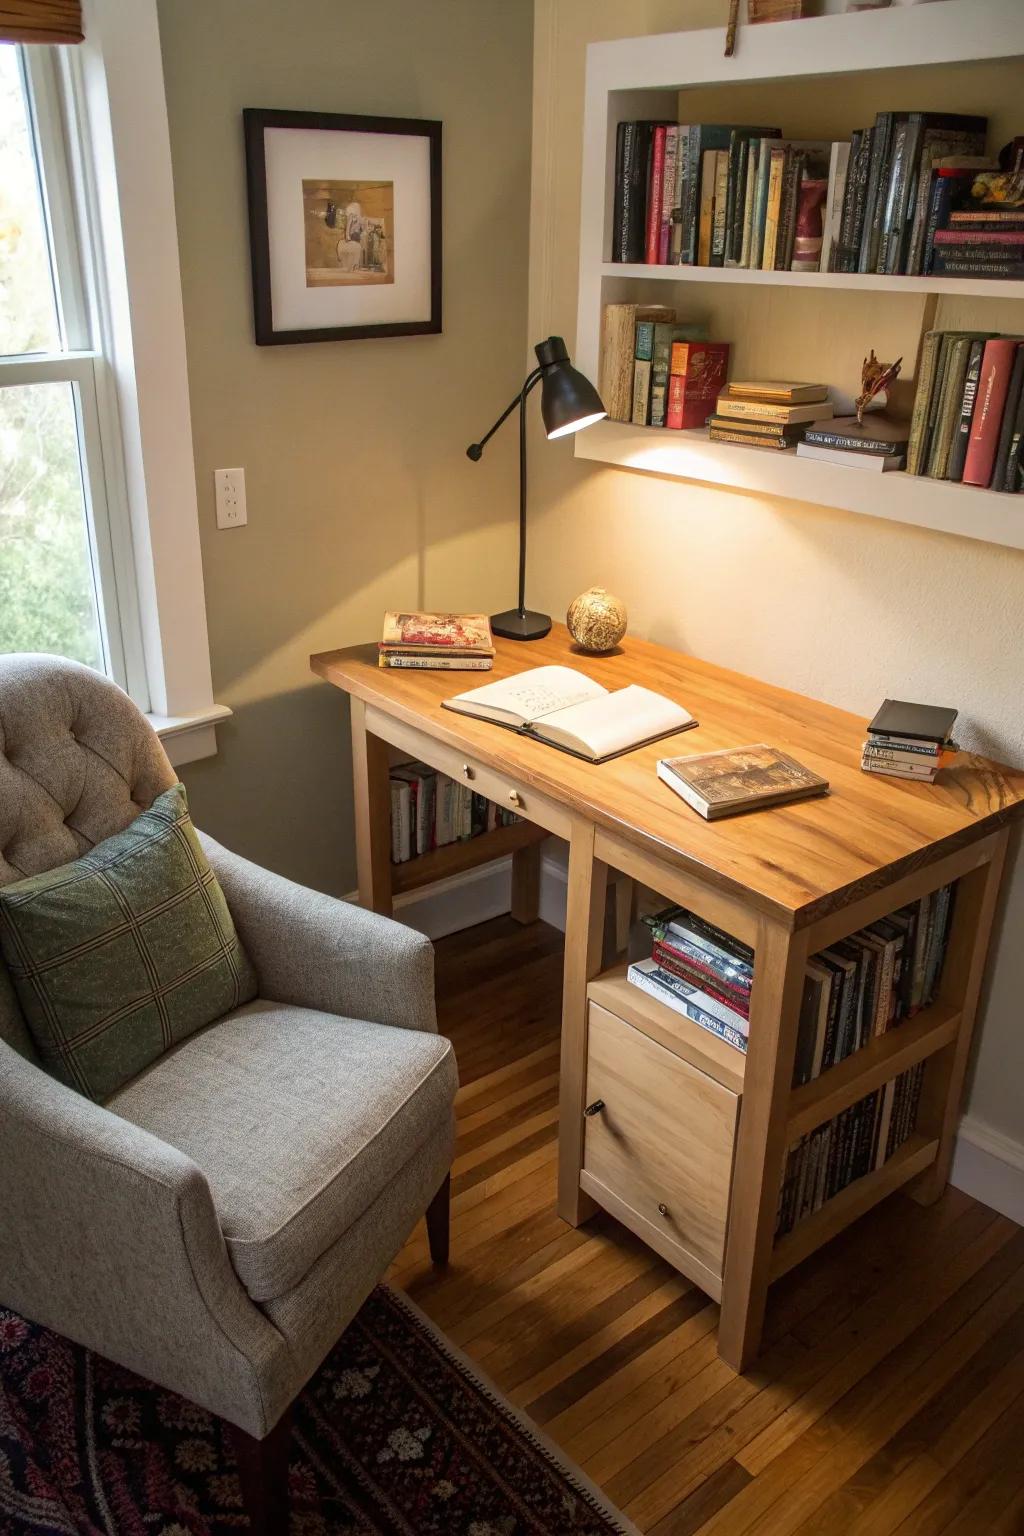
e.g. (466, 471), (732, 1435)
(356, 855), (1024, 1227)
(951, 1116), (1024, 1226)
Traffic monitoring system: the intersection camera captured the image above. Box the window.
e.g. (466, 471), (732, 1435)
(0, 42), (144, 699)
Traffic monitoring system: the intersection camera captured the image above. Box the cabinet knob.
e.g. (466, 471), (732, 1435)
(584, 1099), (605, 1117)
(508, 790), (523, 808)
(461, 763), (475, 780)
(657, 1202), (670, 1218)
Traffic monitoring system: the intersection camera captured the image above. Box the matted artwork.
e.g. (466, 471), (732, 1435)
(244, 109), (441, 344)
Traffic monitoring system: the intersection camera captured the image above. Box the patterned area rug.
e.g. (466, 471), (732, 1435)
(0, 1284), (636, 1535)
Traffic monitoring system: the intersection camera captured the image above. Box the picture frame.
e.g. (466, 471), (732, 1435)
(243, 108), (442, 345)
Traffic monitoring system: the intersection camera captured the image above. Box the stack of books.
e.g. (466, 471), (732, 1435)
(794, 883), (955, 1087)
(797, 415), (910, 472)
(598, 303), (712, 425)
(907, 332), (1024, 491)
(389, 761), (519, 864)
(926, 140), (1023, 279)
(627, 904), (753, 1054)
(709, 381), (833, 452)
(861, 699), (958, 783)
(379, 612), (495, 671)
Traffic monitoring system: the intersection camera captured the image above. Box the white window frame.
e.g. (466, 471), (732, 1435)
(2, 0), (227, 766)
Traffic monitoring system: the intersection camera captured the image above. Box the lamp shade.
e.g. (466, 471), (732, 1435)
(535, 336), (606, 440)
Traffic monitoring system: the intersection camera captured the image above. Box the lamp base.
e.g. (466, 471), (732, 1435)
(491, 607), (552, 642)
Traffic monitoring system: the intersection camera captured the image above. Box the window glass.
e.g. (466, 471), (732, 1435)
(0, 44), (60, 356)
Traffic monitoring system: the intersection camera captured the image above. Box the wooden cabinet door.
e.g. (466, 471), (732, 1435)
(583, 1002), (739, 1295)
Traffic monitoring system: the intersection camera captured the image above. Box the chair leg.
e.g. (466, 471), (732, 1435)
(227, 1404), (293, 1536)
(426, 1172), (451, 1266)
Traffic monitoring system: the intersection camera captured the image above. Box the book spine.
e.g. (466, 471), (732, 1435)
(867, 734), (944, 753)
(963, 340), (1019, 486)
(739, 139), (759, 268)
(836, 128), (863, 273)
(656, 912), (754, 971)
(618, 122), (651, 264)
(680, 128), (703, 265)
(611, 121), (629, 261)
(947, 338), (986, 483)
(669, 126), (689, 263)
(380, 656), (493, 670)
(927, 336), (970, 480)
(845, 127), (874, 272)
(930, 255), (1024, 278)
(710, 428), (794, 449)
(697, 148), (716, 265)
(859, 111), (893, 274)
(803, 430), (900, 453)
(993, 346), (1024, 492)
(651, 943), (751, 1015)
(665, 371), (687, 431)
(776, 149), (802, 271)
(650, 931), (752, 1002)
(921, 172), (962, 275)
(821, 141), (850, 273)
(717, 398), (807, 420)
(710, 151), (729, 267)
(723, 132), (743, 267)
(709, 414), (794, 436)
(645, 125), (666, 264)
(934, 228), (1024, 246)
(879, 117), (916, 274)
(761, 147), (785, 270)
(658, 125), (677, 264)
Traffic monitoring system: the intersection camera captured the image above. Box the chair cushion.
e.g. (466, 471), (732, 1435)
(106, 999), (458, 1302)
(0, 784), (256, 1101)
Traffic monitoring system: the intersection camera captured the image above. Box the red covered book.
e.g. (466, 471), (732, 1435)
(963, 339), (1021, 488)
(651, 940), (751, 1019)
(645, 126), (667, 265)
(666, 341), (731, 430)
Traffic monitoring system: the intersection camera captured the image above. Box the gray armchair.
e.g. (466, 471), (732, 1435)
(0, 654), (456, 1529)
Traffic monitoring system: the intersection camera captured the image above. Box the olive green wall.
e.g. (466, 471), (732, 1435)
(157, 0), (534, 894)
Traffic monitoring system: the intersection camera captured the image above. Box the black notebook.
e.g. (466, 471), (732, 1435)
(867, 699), (958, 744)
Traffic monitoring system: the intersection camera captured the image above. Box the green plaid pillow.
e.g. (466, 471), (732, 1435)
(0, 783), (256, 1102)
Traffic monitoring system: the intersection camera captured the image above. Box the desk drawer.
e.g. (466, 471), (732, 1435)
(582, 1001), (738, 1294)
(364, 705), (570, 838)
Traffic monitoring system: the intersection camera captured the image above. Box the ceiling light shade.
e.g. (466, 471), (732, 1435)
(535, 336), (607, 440)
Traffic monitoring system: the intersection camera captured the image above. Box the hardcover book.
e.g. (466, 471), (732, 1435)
(599, 303), (676, 423)
(443, 665), (697, 764)
(666, 341), (730, 430)
(801, 415), (909, 454)
(657, 744), (828, 820)
(716, 397), (834, 425)
(867, 699), (958, 744)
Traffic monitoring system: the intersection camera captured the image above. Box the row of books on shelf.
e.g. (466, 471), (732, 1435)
(611, 114), (1023, 280)
(776, 1064), (925, 1239)
(794, 884), (954, 1087)
(389, 761), (519, 865)
(907, 333), (1024, 492)
(623, 880), (953, 1072)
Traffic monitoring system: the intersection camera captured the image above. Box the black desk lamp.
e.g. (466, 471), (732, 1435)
(467, 336), (606, 641)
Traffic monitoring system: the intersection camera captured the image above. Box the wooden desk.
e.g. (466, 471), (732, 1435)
(312, 626), (1024, 1369)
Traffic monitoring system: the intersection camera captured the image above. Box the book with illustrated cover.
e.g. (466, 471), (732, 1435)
(443, 665), (697, 764)
(657, 744), (828, 820)
(626, 959), (748, 1053)
(666, 341), (730, 430)
(380, 612), (494, 656)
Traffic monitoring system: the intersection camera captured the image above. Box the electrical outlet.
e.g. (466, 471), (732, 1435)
(215, 467), (247, 528)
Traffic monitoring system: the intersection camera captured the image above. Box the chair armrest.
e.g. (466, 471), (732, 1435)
(0, 1041), (290, 1437)
(198, 832), (437, 1033)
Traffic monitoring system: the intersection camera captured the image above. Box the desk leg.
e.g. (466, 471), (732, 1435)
(558, 821), (608, 1226)
(350, 697), (393, 916)
(718, 917), (809, 1372)
(511, 841), (542, 925)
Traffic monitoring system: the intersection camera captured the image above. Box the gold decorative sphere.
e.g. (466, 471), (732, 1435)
(566, 587), (627, 653)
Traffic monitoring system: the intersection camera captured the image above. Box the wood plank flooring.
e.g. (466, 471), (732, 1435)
(390, 916), (1024, 1535)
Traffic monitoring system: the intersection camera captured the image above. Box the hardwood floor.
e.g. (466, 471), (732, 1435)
(391, 916), (1024, 1535)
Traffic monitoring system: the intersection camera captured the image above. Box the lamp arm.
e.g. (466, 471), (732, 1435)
(465, 367), (543, 460)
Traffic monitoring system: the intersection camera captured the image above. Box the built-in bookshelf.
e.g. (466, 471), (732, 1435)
(574, 0), (1024, 548)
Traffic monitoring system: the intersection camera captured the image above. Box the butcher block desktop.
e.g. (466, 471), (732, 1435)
(311, 626), (1024, 1371)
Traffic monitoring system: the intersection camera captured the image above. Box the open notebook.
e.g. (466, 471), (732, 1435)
(442, 665), (697, 763)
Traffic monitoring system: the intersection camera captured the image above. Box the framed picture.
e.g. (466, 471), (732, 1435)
(243, 108), (442, 345)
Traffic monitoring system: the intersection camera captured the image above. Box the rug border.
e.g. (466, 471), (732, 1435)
(384, 1284), (644, 1536)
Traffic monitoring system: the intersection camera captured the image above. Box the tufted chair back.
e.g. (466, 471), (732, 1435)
(0, 654), (177, 1056)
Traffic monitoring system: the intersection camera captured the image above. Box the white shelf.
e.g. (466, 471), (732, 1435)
(574, 0), (1024, 550)
(601, 264), (1024, 302)
(573, 421), (1024, 552)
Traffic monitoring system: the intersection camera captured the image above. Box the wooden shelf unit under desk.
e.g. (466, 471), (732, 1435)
(311, 625), (1024, 1372)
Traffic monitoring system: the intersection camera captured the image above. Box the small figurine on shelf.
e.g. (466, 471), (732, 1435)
(855, 350), (903, 424)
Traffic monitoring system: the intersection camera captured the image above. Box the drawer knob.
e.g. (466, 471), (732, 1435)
(508, 790), (523, 808)
(461, 763), (475, 781)
(658, 1202), (670, 1218)
(584, 1099), (605, 1118)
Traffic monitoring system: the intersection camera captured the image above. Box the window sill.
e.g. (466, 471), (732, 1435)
(148, 703), (232, 768)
